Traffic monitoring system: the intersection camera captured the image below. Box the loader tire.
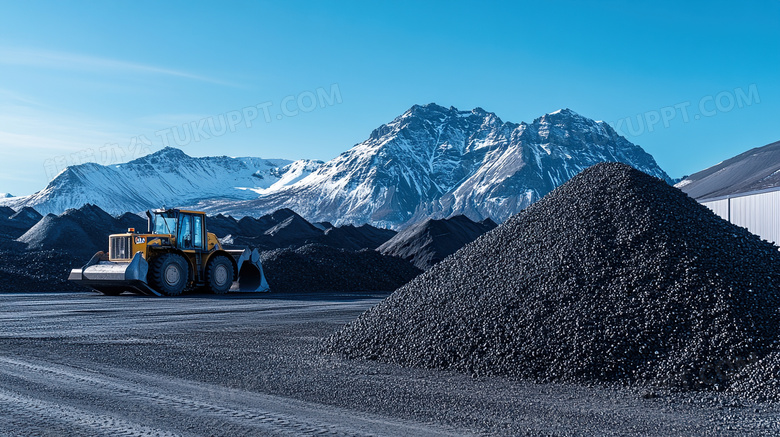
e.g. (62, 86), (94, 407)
(206, 255), (234, 294)
(149, 253), (188, 296)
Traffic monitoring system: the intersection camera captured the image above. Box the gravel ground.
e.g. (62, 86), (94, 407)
(1, 292), (778, 436)
(325, 163), (780, 398)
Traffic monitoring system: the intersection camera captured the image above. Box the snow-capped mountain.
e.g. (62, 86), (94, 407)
(0, 148), (322, 215)
(198, 104), (671, 227)
(2, 104), (671, 227)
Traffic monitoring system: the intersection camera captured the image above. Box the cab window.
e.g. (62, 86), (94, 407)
(178, 215), (192, 248)
(193, 215), (203, 248)
(153, 214), (177, 236)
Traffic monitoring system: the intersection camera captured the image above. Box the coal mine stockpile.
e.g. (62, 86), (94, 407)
(324, 162), (780, 400)
(261, 244), (422, 293)
(378, 215), (497, 270)
(0, 250), (82, 292)
(214, 208), (397, 252)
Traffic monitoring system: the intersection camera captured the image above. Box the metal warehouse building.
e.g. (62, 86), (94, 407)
(700, 187), (780, 246)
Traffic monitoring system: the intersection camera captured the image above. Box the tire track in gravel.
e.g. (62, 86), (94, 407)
(0, 389), (182, 437)
(0, 355), (459, 437)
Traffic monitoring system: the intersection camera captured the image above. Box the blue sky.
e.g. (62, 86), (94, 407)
(1, 0), (778, 195)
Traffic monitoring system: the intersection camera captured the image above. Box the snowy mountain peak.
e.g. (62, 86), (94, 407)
(129, 146), (191, 164)
(196, 104), (671, 228)
(0, 147), (320, 215)
(537, 108), (592, 125)
(546, 108), (578, 116)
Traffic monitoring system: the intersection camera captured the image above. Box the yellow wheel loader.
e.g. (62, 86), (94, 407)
(68, 208), (269, 296)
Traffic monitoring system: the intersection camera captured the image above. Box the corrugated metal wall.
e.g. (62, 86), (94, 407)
(702, 198), (729, 221)
(701, 189), (780, 245)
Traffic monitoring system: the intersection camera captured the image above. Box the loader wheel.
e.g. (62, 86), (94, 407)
(206, 255), (234, 294)
(150, 253), (188, 296)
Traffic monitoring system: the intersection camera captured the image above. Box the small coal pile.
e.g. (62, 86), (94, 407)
(324, 163), (780, 396)
(116, 212), (147, 231)
(205, 214), (241, 238)
(261, 244), (422, 293)
(314, 221), (335, 231)
(9, 206), (43, 225)
(255, 208), (299, 231)
(323, 224), (396, 250)
(18, 204), (125, 257)
(0, 206), (42, 239)
(0, 206), (15, 219)
(264, 214), (323, 242)
(0, 250), (83, 292)
(378, 215), (497, 270)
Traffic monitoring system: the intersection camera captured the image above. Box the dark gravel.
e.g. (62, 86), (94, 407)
(0, 249), (83, 292)
(324, 162), (780, 398)
(262, 243), (422, 293)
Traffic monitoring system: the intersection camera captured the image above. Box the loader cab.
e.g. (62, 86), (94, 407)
(176, 213), (205, 250)
(149, 209), (207, 251)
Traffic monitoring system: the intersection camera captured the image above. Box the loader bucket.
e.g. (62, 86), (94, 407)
(68, 251), (161, 296)
(230, 248), (270, 292)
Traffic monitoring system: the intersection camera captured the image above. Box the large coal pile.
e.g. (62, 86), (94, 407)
(262, 244), (422, 293)
(254, 208), (299, 231)
(378, 215), (497, 270)
(324, 163), (780, 396)
(224, 210), (323, 249)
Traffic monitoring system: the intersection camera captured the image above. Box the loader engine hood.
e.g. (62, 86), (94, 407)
(107, 233), (171, 262)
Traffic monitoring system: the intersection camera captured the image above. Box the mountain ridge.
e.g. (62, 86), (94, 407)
(2, 103), (671, 228)
(0, 149), (322, 215)
(196, 103), (671, 227)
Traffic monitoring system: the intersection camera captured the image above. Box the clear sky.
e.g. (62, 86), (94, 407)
(1, 0), (778, 195)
